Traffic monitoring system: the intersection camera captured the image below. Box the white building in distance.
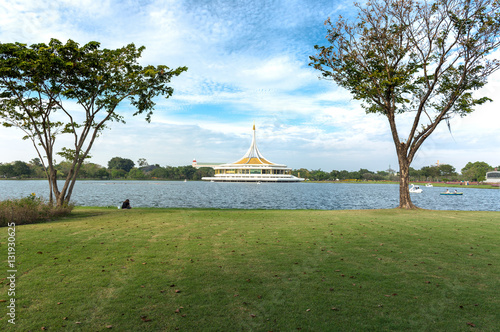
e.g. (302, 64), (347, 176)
(201, 124), (304, 183)
(485, 170), (500, 183)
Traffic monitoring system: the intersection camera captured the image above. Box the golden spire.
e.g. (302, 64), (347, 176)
(231, 122), (274, 165)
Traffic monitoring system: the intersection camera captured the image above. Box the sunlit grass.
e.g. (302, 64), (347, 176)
(1, 208), (499, 331)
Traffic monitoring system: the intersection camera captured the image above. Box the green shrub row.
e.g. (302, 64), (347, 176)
(0, 194), (73, 227)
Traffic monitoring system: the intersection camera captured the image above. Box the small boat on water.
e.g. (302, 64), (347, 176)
(425, 183), (433, 187)
(440, 191), (463, 195)
(409, 184), (423, 193)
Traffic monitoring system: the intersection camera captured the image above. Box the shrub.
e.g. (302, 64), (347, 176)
(0, 193), (73, 226)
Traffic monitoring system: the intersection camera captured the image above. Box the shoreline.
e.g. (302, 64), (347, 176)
(1, 178), (498, 188)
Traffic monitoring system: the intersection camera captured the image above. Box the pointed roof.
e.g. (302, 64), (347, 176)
(231, 124), (276, 165)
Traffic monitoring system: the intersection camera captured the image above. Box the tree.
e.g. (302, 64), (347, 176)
(421, 165), (440, 181)
(337, 170), (350, 180)
(329, 169), (340, 180)
(293, 168), (310, 179)
(128, 168), (146, 179)
(461, 161), (492, 181)
(178, 165), (197, 180)
(0, 163), (14, 178)
(359, 168), (374, 180)
(193, 167), (215, 180)
(438, 164), (457, 178)
(347, 170), (361, 180)
(149, 166), (169, 179)
(12, 160), (32, 177)
(377, 170), (389, 177)
(0, 38), (187, 206)
(95, 168), (109, 179)
(408, 167), (420, 180)
(137, 158), (148, 167)
(108, 157), (135, 173)
(310, 169), (329, 181)
(310, 0), (500, 208)
(110, 169), (127, 179)
(0, 161), (33, 178)
(55, 161), (73, 179)
(29, 158), (46, 178)
(30, 157), (42, 167)
(78, 162), (106, 179)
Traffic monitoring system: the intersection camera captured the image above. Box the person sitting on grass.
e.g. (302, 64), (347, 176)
(121, 199), (131, 209)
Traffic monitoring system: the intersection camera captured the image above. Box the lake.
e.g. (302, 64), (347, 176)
(1, 180), (499, 211)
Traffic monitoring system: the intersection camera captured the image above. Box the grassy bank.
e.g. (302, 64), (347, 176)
(2, 208), (499, 331)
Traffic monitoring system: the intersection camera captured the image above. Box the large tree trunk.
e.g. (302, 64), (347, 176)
(397, 155), (418, 209)
(48, 168), (64, 208)
(65, 161), (85, 204)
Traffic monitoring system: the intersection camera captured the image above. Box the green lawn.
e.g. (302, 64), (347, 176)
(2, 208), (499, 331)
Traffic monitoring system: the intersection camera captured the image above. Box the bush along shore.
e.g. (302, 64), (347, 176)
(0, 194), (73, 227)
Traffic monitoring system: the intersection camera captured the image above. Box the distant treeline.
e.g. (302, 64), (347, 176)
(294, 161), (498, 182)
(0, 158), (214, 181)
(0, 157), (498, 182)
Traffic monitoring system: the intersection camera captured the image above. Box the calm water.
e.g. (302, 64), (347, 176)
(0, 180), (500, 211)
(1, 180), (499, 211)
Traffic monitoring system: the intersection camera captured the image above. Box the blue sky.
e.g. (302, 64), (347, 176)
(1, 0), (499, 172)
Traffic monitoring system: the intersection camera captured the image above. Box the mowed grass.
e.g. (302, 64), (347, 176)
(1, 208), (499, 331)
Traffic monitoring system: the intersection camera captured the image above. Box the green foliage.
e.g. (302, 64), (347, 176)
(310, 0), (500, 208)
(461, 161), (493, 182)
(108, 156), (135, 172)
(192, 167), (215, 180)
(0, 157), (493, 183)
(0, 193), (73, 226)
(110, 168), (128, 178)
(311, 0), (500, 119)
(127, 168), (145, 179)
(0, 38), (187, 206)
(95, 167), (109, 179)
(0, 163), (14, 178)
(137, 158), (148, 167)
(0, 160), (32, 178)
(77, 162), (108, 179)
(438, 164), (456, 177)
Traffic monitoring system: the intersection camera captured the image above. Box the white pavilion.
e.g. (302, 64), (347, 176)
(202, 124), (304, 182)
(485, 170), (500, 183)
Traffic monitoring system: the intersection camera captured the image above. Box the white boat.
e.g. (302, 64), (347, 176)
(409, 184), (423, 193)
(425, 183), (433, 187)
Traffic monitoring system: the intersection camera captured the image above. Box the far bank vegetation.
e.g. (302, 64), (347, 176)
(1, 157), (498, 183)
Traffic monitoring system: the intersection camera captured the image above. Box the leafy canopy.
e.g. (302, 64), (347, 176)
(0, 39), (187, 134)
(311, 0), (500, 121)
(310, 0), (500, 208)
(0, 38), (187, 205)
